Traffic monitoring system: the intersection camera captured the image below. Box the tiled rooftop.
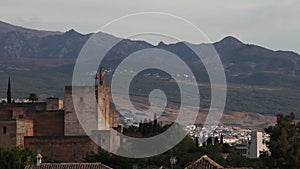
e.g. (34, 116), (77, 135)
(24, 163), (112, 169)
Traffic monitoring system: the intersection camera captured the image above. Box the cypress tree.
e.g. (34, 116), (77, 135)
(195, 137), (199, 147)
(7, 77), (11, 103)
(220, 134), (224, 144)
(153, 113), (158, 133)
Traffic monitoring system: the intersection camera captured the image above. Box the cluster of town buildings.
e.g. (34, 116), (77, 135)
(185, 124), (269, 159)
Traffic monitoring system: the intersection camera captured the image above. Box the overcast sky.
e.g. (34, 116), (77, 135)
(1, 0), (299, 53)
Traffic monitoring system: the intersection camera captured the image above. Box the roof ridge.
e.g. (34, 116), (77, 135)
(24, 162), (113, 169)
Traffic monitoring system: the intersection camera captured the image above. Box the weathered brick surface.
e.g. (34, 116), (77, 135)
(0, 103), (47, 120)
(0, 119), (33, 148)
(64, 86), (91, 136)
(12, 107), (28, 119)
(16, 120), (34, 147)
(24, 136), (98, 162)
(27, 111), (64, 136)
(0, 110), (12, 119)
(64, 85), (117, 136)
(0, 120), (17, 148)
(47, 98), (63, 111)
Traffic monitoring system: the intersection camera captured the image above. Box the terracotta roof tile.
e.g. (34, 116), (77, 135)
(24, 163), (113, 169)
(224, 168), (253, 169)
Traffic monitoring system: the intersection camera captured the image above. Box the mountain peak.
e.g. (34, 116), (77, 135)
(65, 29), (80, 35)
(220, 36), (243, 44)
(158, 41), (166, 46)
(215, 36), (244, 49)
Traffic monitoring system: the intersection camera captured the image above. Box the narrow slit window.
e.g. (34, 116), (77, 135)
(3, 126), (7, 134)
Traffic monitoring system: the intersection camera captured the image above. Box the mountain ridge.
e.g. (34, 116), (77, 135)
(1, 21), (300, 116)
(0, 20), (62, 37)
(0, 20), (299, 58)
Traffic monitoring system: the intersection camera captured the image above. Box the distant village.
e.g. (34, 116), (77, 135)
(184, 124), (269, 159)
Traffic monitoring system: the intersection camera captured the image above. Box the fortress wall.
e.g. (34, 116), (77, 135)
(24, 136), (98, 162)
(27, 111), (64, 136)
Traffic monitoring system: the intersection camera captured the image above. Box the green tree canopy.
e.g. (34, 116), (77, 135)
(0, 147), (35, 169)
(264, 112), (300, 169)
(27, 93), (38, 103)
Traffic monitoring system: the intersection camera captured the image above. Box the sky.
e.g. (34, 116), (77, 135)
(1, 0), (300, 53)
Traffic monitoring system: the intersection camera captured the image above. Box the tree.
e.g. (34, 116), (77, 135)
(0, 147), (35, 169)
(220, 134), (224, 144)
(142, 119), (148, 136)
(214, 137), (219, 145)
(264, 112), (300, 169)
(195, 137), (199, 147)
(153, 113), (158, 133)
(206, 137), (213, 146)
(27, 93), (38, 103)
(7, 77), (11, 103)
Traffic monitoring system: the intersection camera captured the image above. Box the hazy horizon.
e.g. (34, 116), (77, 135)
(1, 0), (299, 53)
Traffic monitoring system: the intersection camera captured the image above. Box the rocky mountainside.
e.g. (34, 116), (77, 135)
(0, 21), (61, 37)
(0, 21), (299, 76)
(0, 21), (300, 116)
(0, 21), (90, 57)
(214, 36), (300, 75)
(1, 19), (300, 88)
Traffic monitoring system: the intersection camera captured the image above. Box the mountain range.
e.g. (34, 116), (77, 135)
(0, 20), (300, 117)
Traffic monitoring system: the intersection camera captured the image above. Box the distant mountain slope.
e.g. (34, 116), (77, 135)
(0, 23), (91, 58)
(0, 21), (299, 73)
(0, 20), (300, 88)
(1, 21), (300, 117)
(214, 36), (300, 75)
(213, 37), (300, 87)
(0, 21), (61, 37)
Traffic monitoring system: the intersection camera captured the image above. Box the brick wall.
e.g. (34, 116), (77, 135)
(12, 107), (28, 119)
(64, 85), (118, 136)
(0, 120), (17, 148)
(0, 119), (33, 148)
(46, 98), (63, 111)
(24, 136), (98, 162)
(27, 111), (64, 136)
(64, 86), (98, 136)
(0, 110), (12, 119)
(0, 103), (47, 120)
(16, 120), (34, 147)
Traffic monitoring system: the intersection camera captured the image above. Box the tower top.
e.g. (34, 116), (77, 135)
(95, 68), (106, 86)
(99, 68), (105, 86)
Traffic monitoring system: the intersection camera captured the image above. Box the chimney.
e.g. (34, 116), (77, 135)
(36, 153), (42, 166)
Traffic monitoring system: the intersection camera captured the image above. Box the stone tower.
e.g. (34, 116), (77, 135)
(64, 69), (117, 136)
(95, 68), (117, 130)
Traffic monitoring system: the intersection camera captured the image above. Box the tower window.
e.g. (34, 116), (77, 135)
(2, 126), (7, 134)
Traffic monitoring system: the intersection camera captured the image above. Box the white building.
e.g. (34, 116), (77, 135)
(234, 131), (269, 158)
(247, 131), (268, 158)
